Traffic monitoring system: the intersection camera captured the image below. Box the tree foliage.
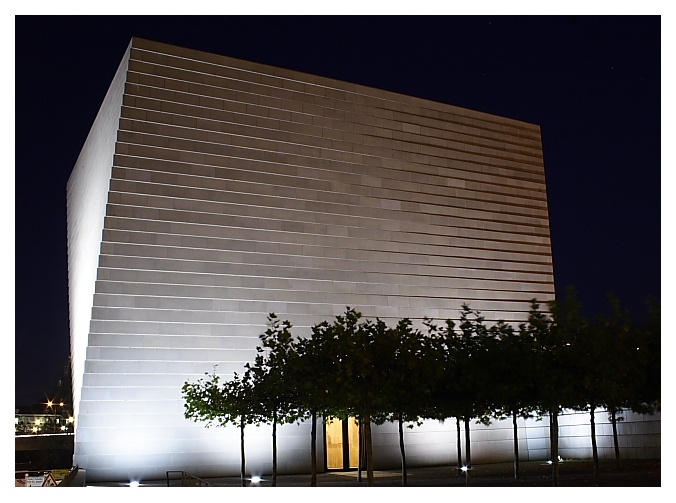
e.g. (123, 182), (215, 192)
(182, 368), (259, 486)
(182, 294), (660, 487)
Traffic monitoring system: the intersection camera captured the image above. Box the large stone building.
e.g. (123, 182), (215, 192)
(67, 38), (658, 483)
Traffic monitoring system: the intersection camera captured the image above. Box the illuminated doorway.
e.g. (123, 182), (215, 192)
(325, 417), (360, 470)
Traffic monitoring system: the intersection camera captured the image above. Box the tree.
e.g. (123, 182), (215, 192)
(374, 318), (432, 486)
(246, 314), (302, 486)
(425, 306), (493, 486)
(604, 297), (660, 467)
(289, 319), (345, 486)
(453, 305), (494, 485)
(330, 310), (388, 487)
(424, 317), (464, 477)
(295, 309), (407, 486)
(523, 298), (572, 486)
(182, 368), (259, 486)
(587, 296), (640, 470)
(557, 293), (604, 484)
(491, 319), (539, 479)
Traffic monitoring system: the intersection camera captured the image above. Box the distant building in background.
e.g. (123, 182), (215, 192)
(15, 371), (75, 475)
(15, 359), (74, 435)
(15, 409), (74, 436)
(67, 38), (659, 482)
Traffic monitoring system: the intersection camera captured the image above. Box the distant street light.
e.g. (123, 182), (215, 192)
(46, 399), (60, 433)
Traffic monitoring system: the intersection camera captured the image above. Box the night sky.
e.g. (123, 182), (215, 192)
(14, 15), (661, 407)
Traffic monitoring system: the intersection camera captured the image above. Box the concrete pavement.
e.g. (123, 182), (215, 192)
(85, 459), (660, 487)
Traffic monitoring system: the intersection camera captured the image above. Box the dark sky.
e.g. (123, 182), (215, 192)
(14, 15), (661, 406)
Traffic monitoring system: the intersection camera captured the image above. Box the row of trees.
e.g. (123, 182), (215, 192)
(182, 292), (660, 486)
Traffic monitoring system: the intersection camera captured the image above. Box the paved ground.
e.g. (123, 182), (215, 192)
(88, 459), (660, 487)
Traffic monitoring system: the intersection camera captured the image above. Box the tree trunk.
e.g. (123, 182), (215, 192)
(456, 417), (463, 475)
(398, 415), (408, 486)
(590, 400), (599, 485)
(310, 409), (317, 487)
(361, 381), (375, 487)
(464, 415), (471, 486)
(364, 407), (375, 486)
(610, 408), (621, 469)
(358, 420), (363, 482)
(272, 409), (278, 487)
(240, 417), (246, 487)
(512, 409), (520, 479)
(550, 406), (559, 487)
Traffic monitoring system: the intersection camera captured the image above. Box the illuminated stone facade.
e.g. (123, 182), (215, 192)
(67, 38), (658, 482)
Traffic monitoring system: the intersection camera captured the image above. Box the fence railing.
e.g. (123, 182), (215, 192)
(166, 470), (218, 487)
